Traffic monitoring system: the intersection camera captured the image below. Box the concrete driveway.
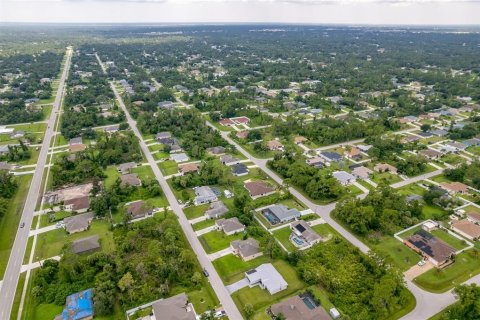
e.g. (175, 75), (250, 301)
(404, 261), (434, 280)
(208, 247), (233, 261)
(226, 278), (250, 294)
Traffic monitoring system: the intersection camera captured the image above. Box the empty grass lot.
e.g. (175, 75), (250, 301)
(35, 220), (114, 260)
(192, 218), (216, 231)
(231, 260), (306, 319)
(213, 254), (272, 284)
(198, 230), (244, 253)
(158, 160), (178, 175)
(414, 251), (480, 293)
(371, 236), (420, 271)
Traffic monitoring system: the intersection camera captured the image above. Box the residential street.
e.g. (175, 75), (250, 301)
(109, 81), (244, 320)
(0, 47), (72, 320)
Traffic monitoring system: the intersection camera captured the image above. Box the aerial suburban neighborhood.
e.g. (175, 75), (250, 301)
(0, 14), (480, 320)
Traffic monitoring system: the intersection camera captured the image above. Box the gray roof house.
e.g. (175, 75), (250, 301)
(290, 220), (321, 250)
(220, 154), (240, 165)
(156, 131), (172, 141)
(216, 217), (245, 236)
(151, 293), (196, 320)
(319, 151), (343, 163)
(64, 212), (94, 234)
(245, 263), (288, 295)
(69, 137), (83, 146)
(262, 205), (301, 225)
(231, 238), (262, 261)
(72, 235), (100, 254)
(207, 146), (226, 155)
(120, 173), (142, 187)
(204, 201), (229, 219)
(170, 153), (190, 163)
(193, 186), (218, 205)
(117, 162), (137, 175)
(231, 163), (249, 176)
(333, 171), (356, 186)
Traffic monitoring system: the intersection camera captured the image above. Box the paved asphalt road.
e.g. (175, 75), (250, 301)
(109, 83), (243, 320)
(0, 47), (72, 320)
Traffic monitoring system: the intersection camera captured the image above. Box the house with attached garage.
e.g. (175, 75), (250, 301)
(290, 220), (322, 250)
(231, 163), (249, 176)
(245, 263), (288, 295)
(231, 238), (262, 261)
(204, 201), (228, 219)
(216, 217), (245, 236)
(262, 205), (301, 225)
(244, 181), (275, 199)
(333, 171), (356, 186)
(193, 186), (218, 205)
(404, 230), (455, 268)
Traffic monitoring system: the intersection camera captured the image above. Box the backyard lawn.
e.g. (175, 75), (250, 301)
(272, 227), (296, 252)
(198, 230), (244, 253)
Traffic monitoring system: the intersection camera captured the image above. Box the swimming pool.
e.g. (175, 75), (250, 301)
(292, 236), (304, 246)
(302, 295), (317, 310)
(263, 212), (280, 225)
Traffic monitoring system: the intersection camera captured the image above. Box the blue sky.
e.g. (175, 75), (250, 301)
(1, 0), (479, 24)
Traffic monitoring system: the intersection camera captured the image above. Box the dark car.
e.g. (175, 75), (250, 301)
(203, 268), (209, 277)
(20, 222), (25, 228)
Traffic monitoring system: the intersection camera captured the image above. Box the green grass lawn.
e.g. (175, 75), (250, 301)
(0, 174), (33, 278)
(311, 223), (340, 239)
(184, 204), (208, 220)
(272, 227), (296, 252)
(132, 165), (156, 181)
(7, 122), (47, 133)
(231, 260), (307, 319)
(414, 251), (480, 292)
(192, 218), (216, 231)
(35, 220), (115, 260)
(198, 230), (244, 253)
(186, 284), (220, 314)
(104, 166), (121, 188)
(370, 171), (402, 185)
(158, 160), (178, 175)
(213, 253), (272, 285)
(371, 236), (420, 271)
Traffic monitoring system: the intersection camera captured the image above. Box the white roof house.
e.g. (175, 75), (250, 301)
(170, 153), (190, 163)
(333, 171), (356, 186)
(245, 263), (288, 295)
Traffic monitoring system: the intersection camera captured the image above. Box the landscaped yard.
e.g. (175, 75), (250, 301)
(198, 230), (244, 253)
(35, 220), (115, 260)
(272, 226), (296, 252)
(414, 251), (480, 292)
(231, 260), (307, 319)
(214, 254), (272, 284)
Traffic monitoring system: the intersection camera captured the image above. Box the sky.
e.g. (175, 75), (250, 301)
(1, 0), (479, 25)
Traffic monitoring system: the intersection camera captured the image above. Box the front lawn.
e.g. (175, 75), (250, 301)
(414, 251), (480, 293)
(198, 230), (244, 253)
(192, 218), (216, 231)
(213, 254), (272, 284)
(35, 220), (115, 260)
(184, 204), (208, 220)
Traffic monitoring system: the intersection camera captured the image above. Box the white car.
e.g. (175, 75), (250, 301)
(418, 260), (426, 266)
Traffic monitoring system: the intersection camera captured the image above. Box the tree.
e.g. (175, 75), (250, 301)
(244, 303), (254, 319)
(420, 124), (431, 132)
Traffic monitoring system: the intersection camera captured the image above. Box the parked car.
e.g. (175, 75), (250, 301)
(418, 260), (426, 266)
(20, 222), (25, 228)
(203, 268), (209, 277)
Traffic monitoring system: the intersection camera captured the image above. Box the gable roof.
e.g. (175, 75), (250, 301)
(216, 217), (245, 234)
(61, 289), (93, 320)
(64, 212), (94, 233)
(271, 295), (331, 320)
(72, 235), (100, 254)
(244, 181), (275, 197)
(204, 201), (229, 218)
(152, 293), (196, 320)
(405, 230), (455, 264)
(231, 238), (260, 259)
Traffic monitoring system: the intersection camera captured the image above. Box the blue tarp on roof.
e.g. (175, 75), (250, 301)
(62, 289), (94, 320)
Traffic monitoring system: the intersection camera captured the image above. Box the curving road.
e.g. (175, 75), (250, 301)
(0, 47), (72, 320)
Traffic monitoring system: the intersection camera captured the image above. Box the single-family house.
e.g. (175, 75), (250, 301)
(117, 162), (136, 175)
(451, 219), (480, 241)
(445, 141), (467, 151)
(64, 212), (94, 234)
(332, 171), (356, 186)
(267, 140), (284, 151)
(262, 205), (301, 225)
(440, 182), (469, 194)
(467, 212), (480, 224)
(244, 181), (275, 199)
(294, 136), (307, 145)
(207, 146), (226, 156)
(204, 201), (229, 219)
(305, 156), (325, 168)
(64, 196), (90, 213)
(219, 118), (235, 126)
(193, 186), (218, 205)
(270, 295), (331, 320)
(419, 149), (442, 160)
(69, 137), (83, 146)
(345, 147), (361, 160)
(231, 238), (262, 261)
(245, 263), (288, 295)
(170, 153), (189, 163)
(120, 173), (142, 187)
(231, 163), (249, 176)
(404, 230), (455, 268)
(58, 289), (94, 320)
(290, 220), (321, 249)
(319, 151), (343, 163)
(236, 131), (249, 139)
(72, 235), (101, 255)
(220, 154), (241, 166)
(216, 217), (245, 236)
(127, 200), (153, 219)
(179, 162), (200, 175)
(352, 166), (373, 179)
(151, 293), (196, 320)
(374, 163), (398, 174)
(156, 132), (172, 141)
